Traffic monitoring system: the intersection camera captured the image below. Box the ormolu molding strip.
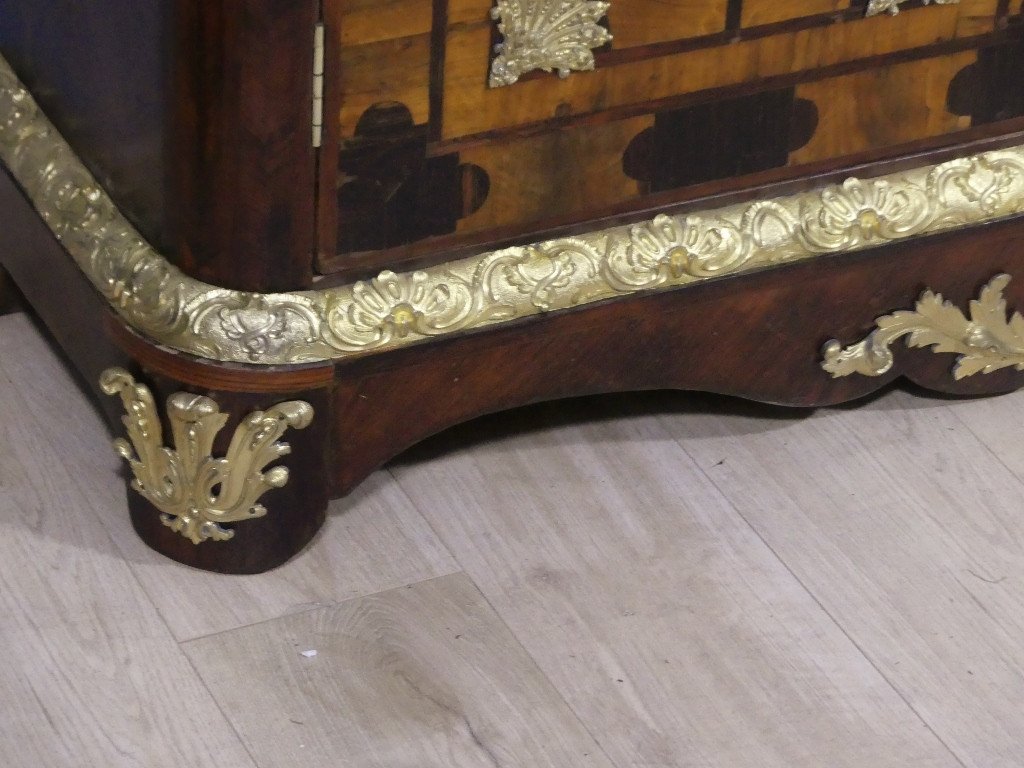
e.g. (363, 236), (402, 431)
(2, 54), (1024, 367)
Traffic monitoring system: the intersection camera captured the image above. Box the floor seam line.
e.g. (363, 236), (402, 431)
(678, 434), (971, 768)
(384, 463), (626, 768)
(178, 568), (468, 645)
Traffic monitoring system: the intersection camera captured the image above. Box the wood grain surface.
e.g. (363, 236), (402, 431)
(325, 214), (1024, 498)
(388, 400), (963, 768)
(170, 0), (319, 291)
(440, 6), (968, 139)
(0, 315), (256, 768)
(184, 573), (618, 768)
(659, 389), (1024, 767)
(9, 309), (1024, 765)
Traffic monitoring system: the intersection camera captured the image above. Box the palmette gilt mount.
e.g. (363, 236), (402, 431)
(489, 0), (613, 87)
(865, 0), (959, 17)
(3, 54), (1024, 369)
(100, 368), (314, 544)
(823, 275), (1024, 380)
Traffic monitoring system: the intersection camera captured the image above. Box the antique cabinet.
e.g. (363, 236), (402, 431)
(2, 0), (1024, 572)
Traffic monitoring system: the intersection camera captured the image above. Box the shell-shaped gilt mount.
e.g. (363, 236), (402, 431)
(865, 0), (958, 17)
(489, 0), (612, 88)
(822, 275), (1024, 380)
(100, 369), (314, 544)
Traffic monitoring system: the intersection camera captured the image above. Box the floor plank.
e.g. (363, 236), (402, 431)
(388, 400), (961, 768)
(10, 307), (1024, 767)
(661, 387), (1024, 768)
(943, 389), (1024, 480)
(0, 318), (257, 768)
(0, 313), (459, 642)
(184, 573), (617, 768)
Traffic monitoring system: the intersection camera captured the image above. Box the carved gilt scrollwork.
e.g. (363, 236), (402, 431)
(3, 55), (1024, 367)
(822, 275), (1024, 380)
(100, 369), (314, 544)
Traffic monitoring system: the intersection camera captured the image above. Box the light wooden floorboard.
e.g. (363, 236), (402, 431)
(10, 309), (1024, 767)
(388, 400), (961, 768)
(660, 387), (1024, 768)
(184, 572), (617, 768)
(0, 317), (256, 768)
(944, 390), (1024, 480)
(0, 313), (460, 642)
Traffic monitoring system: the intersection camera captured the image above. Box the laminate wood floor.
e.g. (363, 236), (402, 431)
(2, 310), (1024, 767)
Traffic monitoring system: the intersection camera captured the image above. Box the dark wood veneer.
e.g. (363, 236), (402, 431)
(0, 0), (171, 252)
(325, 216), (1024, 497)
(170, 0), (320, 293)
(5, 0), (1022, 289)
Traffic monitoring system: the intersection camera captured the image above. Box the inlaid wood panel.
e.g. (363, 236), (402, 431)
(957, 0), (1005, 35)
(790, 52), (975, 165)
(332, 0), (999, 143)
(337, 32), (431, 139)
(606, 0), (728, 47)
(325, 0), (1017, 273)
(361, 51), (980, 241)
(741, 0), (848, 28)
(338, 0), (432, 45)
(455, 115), (653, 232)
(447, 0), (498, 25)
(441, 5), (963, 139)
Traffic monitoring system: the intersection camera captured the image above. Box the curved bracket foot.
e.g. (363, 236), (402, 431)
(101, 368), (324, 573)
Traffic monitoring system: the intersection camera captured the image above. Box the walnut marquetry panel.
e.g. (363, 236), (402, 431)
(456, 116), (655, 233)
(740, 0), (847, 28)
(789, 53), (976, 165)
(452, 51), (974, 234)
(606, 0), (728, 48)
(324, 0), (1020, 274)
(338, 0), (432, 45)
(440, 5), (974, 138)
(337, 32), (430, 137)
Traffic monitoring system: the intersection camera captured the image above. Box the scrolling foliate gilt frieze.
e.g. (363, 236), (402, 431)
(822, 275), (1024, 379)
(865, 0), (958, 17)
(100, 369), (314, 544)
(489, 0), (613, 87)
(3, 54), (1024, 367)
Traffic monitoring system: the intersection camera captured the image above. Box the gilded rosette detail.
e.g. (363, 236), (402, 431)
(100, 368), (314, 544)
(3, 55), (1024, 368)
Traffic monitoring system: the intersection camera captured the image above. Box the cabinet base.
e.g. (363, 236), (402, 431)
(4, 164), (1024, 572)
